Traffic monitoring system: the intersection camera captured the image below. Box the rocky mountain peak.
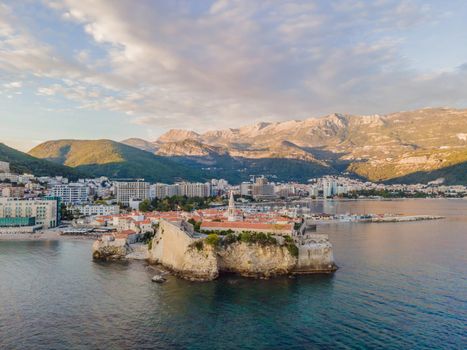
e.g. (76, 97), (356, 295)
(157, 129), (200, 143)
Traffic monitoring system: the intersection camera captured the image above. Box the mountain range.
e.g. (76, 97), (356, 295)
(1, 107), (466, 185)
(122, 107), (467, 184)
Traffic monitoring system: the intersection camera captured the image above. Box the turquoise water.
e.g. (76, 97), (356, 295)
(0, 200), (466, 349)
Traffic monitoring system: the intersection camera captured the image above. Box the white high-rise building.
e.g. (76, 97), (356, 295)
(150, 182), (211, 199)
(150, 183), (181, 199)
(115, 180), (149, 205)
(309, 185), (319, 198)
(178, 182), (211, 198)
(51, 183), (89, 204)
(322, 179), (332, 198)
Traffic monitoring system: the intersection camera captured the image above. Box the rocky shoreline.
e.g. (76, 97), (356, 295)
(147, 220), (337, 281)
(92, 220), (338, 281)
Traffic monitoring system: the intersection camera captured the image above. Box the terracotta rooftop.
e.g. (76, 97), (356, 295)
(116, 229), (137, 236)
(200, 221), (293, 231)
(134, 219), (152, 224)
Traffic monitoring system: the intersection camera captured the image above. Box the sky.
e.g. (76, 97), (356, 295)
(1, 0), (467, 151)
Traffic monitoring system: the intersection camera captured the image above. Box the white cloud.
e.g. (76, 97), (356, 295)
(36, 86), (58, 96)
(3, 81), (22, 89)
(0, 0), (466, 134)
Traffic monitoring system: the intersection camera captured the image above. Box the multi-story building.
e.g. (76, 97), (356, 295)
(1, 186), (25, 198)
(150, 182), (211, 199)
(165, 184), (180, 197)
(115, 180), (150, 205)
(178, 182), (211, 198)
(73, 204), (120, 217)
(0, 197), (60, 229)
(240, 182), (253, 197)
(309, 185), (319, 198)
(322, 179), (332, 198)
(51, 183), (89, 204)
(252, 177), (275, 199)
(150, 183), (175, 199)
(274, 183), (296, 198)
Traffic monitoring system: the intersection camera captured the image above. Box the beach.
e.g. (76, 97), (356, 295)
(0, 229), (94, 241)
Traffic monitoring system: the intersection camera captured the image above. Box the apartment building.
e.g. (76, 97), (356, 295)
(115, 180), (150, 205)
(51, 183), (89, 204)
(178, 182), (211, 198)
(150, 182), (211, 199)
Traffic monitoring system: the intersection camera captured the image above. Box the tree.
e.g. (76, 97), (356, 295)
(139, 199), (153, 212)
(60, 203), (74, 221)
(205, 234), (220, 246)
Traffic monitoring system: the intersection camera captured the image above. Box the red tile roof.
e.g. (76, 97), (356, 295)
(116, 229), (137, 237)
(200, 221), (293, 231)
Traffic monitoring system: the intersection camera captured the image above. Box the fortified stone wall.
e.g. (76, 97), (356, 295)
(149, 220), (218, 280)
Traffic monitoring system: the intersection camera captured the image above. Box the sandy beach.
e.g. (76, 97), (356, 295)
(0, 229), (95, 241)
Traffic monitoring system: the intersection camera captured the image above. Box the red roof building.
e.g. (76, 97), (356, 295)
(200, 221), (293, 236)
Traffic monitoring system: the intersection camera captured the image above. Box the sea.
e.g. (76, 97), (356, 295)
(0, 199), (465, 349)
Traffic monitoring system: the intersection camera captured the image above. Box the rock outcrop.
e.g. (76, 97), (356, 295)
(294, 234), (336, 273)
(92, 236), (129, 260)
(149, 220), (337, 281)
(217, 242), (296, 278)
(180, 245), (218, 281)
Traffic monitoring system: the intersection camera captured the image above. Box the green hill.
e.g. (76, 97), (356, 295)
(28, 139), (205, 183)
(0, 143), (83, 179)
(167, 155), (333, 183)
(386, 161), (467, 185)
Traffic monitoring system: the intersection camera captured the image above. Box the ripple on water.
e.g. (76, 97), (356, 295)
(0, 200), (466, 349)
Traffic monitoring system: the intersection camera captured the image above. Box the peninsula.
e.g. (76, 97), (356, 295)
(92, 192), (337, 281)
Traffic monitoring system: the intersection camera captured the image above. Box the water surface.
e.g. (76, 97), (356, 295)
(0, 200), (465, 349)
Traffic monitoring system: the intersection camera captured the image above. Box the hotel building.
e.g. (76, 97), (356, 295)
(0, 197), (60, 229)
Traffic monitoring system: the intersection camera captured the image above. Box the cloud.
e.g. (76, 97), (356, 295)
(3, 81), (22, 89)
(0, 0), (466, 135)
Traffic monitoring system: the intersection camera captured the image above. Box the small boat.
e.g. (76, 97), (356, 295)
(151, 275), (167, 283)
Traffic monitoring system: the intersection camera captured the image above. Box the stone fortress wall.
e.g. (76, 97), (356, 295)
(149, 219), (337, 281)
